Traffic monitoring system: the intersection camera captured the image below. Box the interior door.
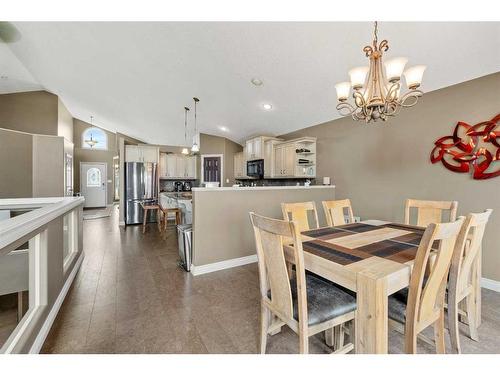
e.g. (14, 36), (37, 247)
(203, 156), (221, 183)
(80, 163), (107, 208)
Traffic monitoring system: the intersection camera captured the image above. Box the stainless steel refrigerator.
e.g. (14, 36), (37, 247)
(125, 162), (158, 225)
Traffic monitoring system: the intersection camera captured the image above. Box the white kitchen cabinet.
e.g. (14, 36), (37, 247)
(125, 145), (141, 162)
(245, 137), (264, 160)
(125, 145), (159, 163)
(234, 152), (247, 179)
(274, 143), (295, 177)
(264, 140), (281, 177)
(166, 154), (177, 178)
(141, 146), (159, 163)
(185, 156), (197, 178)
(159, 153), (197, 179)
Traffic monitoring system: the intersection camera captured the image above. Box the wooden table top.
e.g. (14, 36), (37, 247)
(284, 220), (429, 294)
(300, 221), (427, 267)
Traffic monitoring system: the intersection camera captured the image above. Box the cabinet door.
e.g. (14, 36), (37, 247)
(274, 147), (283, 176)
(185, 156), (196, 178)
(125, 145), (141, 162)
(283, 144), (296, 177)
(245, 140), (254, 160)
(166, 155), (177, 178)
(234, 153), (241, 177)
(253, 138), (262, 159)
(159, 153), (168, 177)
(141, 146), (158, 163)
(176, 156), (186, 177)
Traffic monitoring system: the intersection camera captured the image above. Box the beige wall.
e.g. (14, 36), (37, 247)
(0, 91), (59, 135)
(32, 135), (65, 197)
(73, 118), (117, 204)
(0, 129), (33, 198)
(57, 98), (73, 142)
(199, 133), (243, 186)
(193, 187), (335, 266)
(282, 72), (500, 281)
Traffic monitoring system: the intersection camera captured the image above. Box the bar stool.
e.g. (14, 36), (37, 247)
(140, 201), (162, 234)
(159, 205), (182, 231)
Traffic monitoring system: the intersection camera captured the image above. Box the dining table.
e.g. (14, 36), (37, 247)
(282, 219), (482, 354)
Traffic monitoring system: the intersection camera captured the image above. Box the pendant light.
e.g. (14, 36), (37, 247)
(181, 106), (190, 155)
(191, 97), (200, 153)
(84, 116), (98, 148)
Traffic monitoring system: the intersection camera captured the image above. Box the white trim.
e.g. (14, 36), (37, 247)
(200, 154), (224, 186)
(481, 277), (500, 292)
(29, 251), (84, 354)
(191, 254), (257, 276)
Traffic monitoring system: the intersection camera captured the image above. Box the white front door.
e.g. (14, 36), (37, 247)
(80, 162), (107, 208)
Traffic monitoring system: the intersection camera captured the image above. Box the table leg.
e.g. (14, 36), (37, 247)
(142, 208), (148, 234)
(355, 271), (388, 354)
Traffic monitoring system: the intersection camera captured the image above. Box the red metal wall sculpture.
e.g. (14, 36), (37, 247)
(430, 114), (500, 180)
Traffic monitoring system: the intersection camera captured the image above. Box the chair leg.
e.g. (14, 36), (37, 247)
(142, 208), (148, 234)
(325, 327), (334, 347)
(157, 209), (162, 232)
(299, 331), (309, 354)
(466, 291), (479, 341)
(434, 309), (446, 354)
(333, 324), (345, 351)
(448, 295), (461, 354)
(404, 325), (418, 354)
(260, 304), (270, 354)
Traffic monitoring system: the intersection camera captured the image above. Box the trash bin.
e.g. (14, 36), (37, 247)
(177, 224), (193, 271)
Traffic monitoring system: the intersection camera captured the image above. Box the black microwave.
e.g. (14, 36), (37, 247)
(247, 159), (264, 178)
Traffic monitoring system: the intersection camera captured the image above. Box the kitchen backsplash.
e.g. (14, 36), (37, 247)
(235, 178), (317, 187)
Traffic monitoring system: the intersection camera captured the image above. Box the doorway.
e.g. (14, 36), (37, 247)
(80, 162), (107, 208)
(201, 154), (223, 186)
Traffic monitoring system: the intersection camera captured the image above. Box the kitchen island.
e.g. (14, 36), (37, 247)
(191, 185), (335, 275)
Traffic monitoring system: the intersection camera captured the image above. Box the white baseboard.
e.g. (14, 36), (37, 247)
(481, 277), (500, 293)
(29, 252), (84, 353)
(191, 254), (257, 276)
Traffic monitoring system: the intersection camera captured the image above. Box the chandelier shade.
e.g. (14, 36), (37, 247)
(335, 22), (426, 123)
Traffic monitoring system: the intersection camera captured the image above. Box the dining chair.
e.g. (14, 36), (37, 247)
(404, 199), (458, 227)
(322, 199), (354, 226)
(249, 212), (356, 354)
(281, 201), (319, 232)
(388, 217), (464, 353)
(448, 209), (493, 354)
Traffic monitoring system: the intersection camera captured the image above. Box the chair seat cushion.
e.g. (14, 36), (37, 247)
(269, 274), (356, 326)
(388, 288), (408, 324)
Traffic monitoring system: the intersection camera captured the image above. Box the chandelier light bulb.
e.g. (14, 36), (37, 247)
(404, 65), (427, 89)
(191, 142), (200, 153)
(335, 82), (351, 102)
(348, 66), (369, 89)
(384, 57), (408, 82)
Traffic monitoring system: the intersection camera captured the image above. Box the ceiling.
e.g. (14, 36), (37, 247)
(3, 22), (500, 145)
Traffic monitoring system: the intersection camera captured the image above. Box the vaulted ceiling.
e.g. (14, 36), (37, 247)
(2, 22), (499, 145)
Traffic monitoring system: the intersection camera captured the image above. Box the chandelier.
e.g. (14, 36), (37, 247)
(335, 22), (426, 123)
(84, 116), (98, 148)
(191, 97), (200, 153)
(181, 106), (190, 155)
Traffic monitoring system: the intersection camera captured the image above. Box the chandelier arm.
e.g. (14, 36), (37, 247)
(398, 89), (423, 107)
(336, 101), (357, 117)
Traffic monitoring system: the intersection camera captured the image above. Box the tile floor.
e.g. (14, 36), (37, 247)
(41, 206), (500, 354)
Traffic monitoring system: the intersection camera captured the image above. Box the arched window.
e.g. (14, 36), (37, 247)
(86, 168), (102, 187)
(82, 127), (108, 150)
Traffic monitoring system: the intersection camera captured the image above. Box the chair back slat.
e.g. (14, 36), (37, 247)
(405, 199), (458, 227)
(322, 199), (354, 226)
(249, 212), (307, 323)
(281, 201), (319, 232)
(406, 218), (464, 331)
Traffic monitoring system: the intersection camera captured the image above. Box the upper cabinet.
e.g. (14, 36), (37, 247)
(234, 152), (247, 179)
(159, 153), (197, 179)
(125, 145), (159, 163)
(236, 136), (316, 180)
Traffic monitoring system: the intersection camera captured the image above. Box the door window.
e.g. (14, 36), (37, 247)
(86, 167), (102, 187)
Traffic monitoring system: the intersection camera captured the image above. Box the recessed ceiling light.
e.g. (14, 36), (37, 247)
(251, 78), (263, 86)
(218, 126), (229, 132)
(262, 103), (273, 111)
